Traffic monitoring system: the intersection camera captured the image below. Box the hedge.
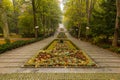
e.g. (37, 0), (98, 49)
(0, 33), (54, 54)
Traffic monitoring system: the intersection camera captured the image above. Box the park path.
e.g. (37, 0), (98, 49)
(0, 32), (120, 73)
(0, 37), (54, 73)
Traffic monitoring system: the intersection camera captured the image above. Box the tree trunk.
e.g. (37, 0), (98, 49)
(78, 24), (81, 39)
(12, 0), (19, 34)
(32, 0), (38, 38)
(112, 0), (120, 47)
(0, 0), (10, 43)
(42, 15), (46, 36)
(86, 0), (90, 26)
(86, 0), (95, 27)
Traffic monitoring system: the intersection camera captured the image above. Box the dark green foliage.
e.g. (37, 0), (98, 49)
(0, 33), (53, 54)
(57, 32), (67, 38)
(21, 33), (35, 38)
(91, 0), (116, 38)
(110, 47), (120, 53)
(59, 39), (64, 43)
(0, 39), (38, 53)
(0, 34), (3, 37)
(97, 44), (111, 49)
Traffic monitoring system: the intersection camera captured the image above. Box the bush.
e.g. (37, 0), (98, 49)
(57, 32), (67, 38)
(110, 47), (120, 53)
(92, 37), (103, 44)
(0, 34), (3, 37)
(21, 33), (35, 38)
(0, 32), (54, 54)
(101, 44), (111, 49)
(0, 39), (38, 54)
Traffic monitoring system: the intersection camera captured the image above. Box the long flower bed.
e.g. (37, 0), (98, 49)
(57, 32), (67, 38)
(24, 39), (96, 68)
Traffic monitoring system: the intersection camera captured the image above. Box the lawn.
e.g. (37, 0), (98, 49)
(0, 38), (33, 44)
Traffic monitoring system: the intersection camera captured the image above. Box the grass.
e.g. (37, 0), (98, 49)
(0, 40), (15, 44)
(46, 40), (58, 50)
(0, 73), (120, 80)
(0, 33), (32, 44)
(0, 38), (32, 44)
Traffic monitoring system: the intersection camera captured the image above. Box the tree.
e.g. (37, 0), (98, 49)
(112, 0), (120, 47)
(64, 0), (87, 38)
(0, 0), (10, 43)
(18, 0), (61, 38)
(86, 0), (94, 27)
(90, 0), (116, 42)
(35, 0), (61, 36)
(31, 0), (38, 38)
(12, 0), (19, 33)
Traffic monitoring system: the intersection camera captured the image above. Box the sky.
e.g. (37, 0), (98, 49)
(58, 0), (64, 11)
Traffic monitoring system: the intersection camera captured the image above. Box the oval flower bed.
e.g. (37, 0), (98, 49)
(24, 39), (96, 68)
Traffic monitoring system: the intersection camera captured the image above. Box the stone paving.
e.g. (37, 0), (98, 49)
(0, 37), (54, 73)
(0, 32), (120, 73)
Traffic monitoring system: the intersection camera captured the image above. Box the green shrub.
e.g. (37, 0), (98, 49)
(101, 44), (111, 49)
(0, 40), (37, 54)
(0, 34), (3, 37)
(0, 33), (54, 54)
(21, 33), (35, 38)
(92, 37), (102, 44)
(116, 48), (120, 53)
(57, 32), (67, 38)
(110, 47), (120, 54)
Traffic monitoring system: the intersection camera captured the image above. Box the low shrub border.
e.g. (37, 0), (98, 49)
(81, 38), (120, 54)
(0, 34), (53, 54)
(70, 34), (120, 54)
(0, 38), (41, 54)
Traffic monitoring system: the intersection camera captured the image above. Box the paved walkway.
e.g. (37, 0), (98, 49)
(0, 33), (120, 73)
(0, 37), (54, 73)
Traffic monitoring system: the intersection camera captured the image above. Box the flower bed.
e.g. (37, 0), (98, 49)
(57, 32), (67, 38)
(24, 39), (96, 68)
(45, 39), (77, 50)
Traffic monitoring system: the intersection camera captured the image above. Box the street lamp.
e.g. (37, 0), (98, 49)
(76, 28), (78, 31)
(86, 26), (90, 39)
(35, 26), (39, 38)
(86, 26), (90, 30)
(75, 28), (79, 39)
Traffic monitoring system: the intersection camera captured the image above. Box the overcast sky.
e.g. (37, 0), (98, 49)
(59, 0), (64, 11)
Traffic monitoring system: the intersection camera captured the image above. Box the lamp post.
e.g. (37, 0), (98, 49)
(76, 28), (78, 38)
(35, 26), (39, 38)
(86, 26), (90, 39)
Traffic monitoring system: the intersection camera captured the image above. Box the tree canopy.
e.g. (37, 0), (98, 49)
(64, 0), (118, 46)
(0, 0), (62, 38)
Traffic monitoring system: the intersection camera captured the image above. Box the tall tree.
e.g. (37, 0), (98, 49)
(90, 0), (116, 41)
(0, 0), (10, 43)
(32, 0), (38, 38)
(112, 0), (120, 47)
(12, 0), (19, 33)
(64, 0), (86, 38)
(86, 0), (95, 27)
